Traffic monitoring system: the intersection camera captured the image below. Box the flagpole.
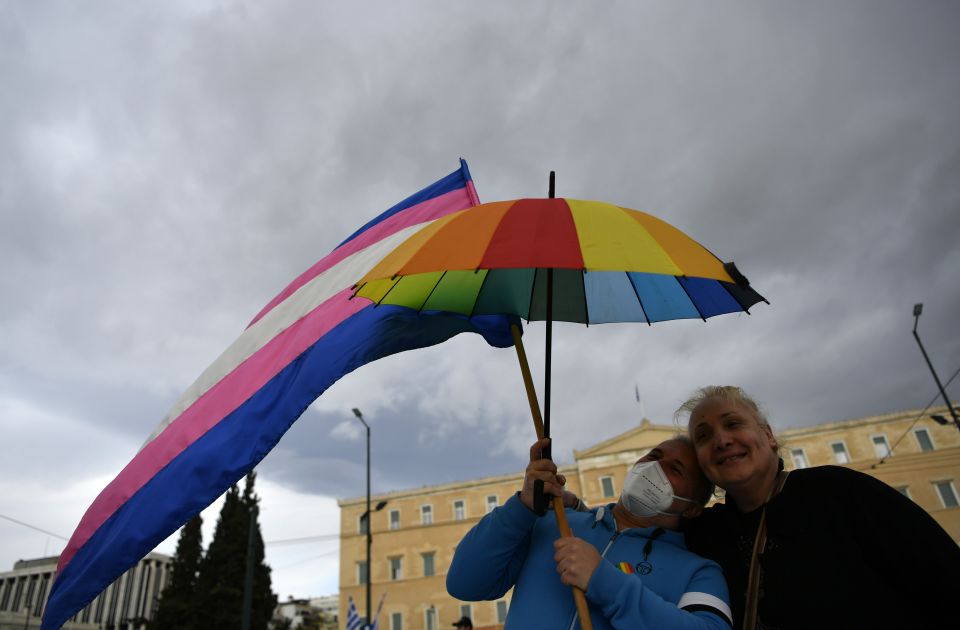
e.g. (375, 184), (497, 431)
(352, 408), (373, 629)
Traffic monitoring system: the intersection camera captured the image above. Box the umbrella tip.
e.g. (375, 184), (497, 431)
(549, 171), (555, 198)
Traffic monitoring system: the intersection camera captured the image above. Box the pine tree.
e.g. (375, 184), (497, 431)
(150, 514), (203, 630)
(242, 471), (278, 630)
(195, 472), (277, 630)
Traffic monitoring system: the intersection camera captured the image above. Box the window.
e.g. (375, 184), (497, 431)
(421, 505), (433, 525)
(934, 481), (959, 508)
(389, 556), (403, 580)
(422, 552), (435, 577)
(460, 604), (472, 620)
(389, 509), (400, 530)
(872, 435), (892, 458)
(830, 441), (850, 464)
(357, 561), (368, 585)
(486, 495), (498, 513)
(391, 612), (403, 630)
(12, 578), (23, 612)
(895, 486), (910, 499)
(600, 476), (615, 498)
(358, 513), (369, 535)
(914, 428), (935, 452)
(425, 606), (437, 630)
(790, 448), (809, 469)
(496, 600), (509, 623)
(453, 499), (465, 521)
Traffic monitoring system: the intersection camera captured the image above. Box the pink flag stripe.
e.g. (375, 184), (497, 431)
(142, 224), (424, 446)
(58, 288), (365, 572)
(249, 186), (477, 327)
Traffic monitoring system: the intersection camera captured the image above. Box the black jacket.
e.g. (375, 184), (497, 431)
(685, 465), (960, 629)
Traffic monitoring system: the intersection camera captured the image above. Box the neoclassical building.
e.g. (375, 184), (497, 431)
(0, 552), (171, 630)
(338, 405), (960, 630)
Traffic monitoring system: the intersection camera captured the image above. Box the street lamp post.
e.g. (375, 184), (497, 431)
(912, 304), (960, 432)
(352, 408), (388, 630)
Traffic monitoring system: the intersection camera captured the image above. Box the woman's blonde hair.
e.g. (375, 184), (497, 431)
(675, 385), (780, 453)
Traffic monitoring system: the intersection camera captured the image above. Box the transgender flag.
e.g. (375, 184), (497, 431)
(42, 159), (515, 629)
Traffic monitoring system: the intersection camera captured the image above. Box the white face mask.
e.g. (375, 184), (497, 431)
(620, 460), (697, 517)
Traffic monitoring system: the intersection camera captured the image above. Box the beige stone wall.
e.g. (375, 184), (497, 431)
(339, 468), (579, 630)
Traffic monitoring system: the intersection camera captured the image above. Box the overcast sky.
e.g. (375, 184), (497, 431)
(2, 0), (959, 600)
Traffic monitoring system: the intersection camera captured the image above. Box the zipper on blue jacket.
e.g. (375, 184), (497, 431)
(566, 531), (620, 630)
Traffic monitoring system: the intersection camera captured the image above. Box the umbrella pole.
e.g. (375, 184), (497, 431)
(534, 267), (554, 515)
(536, 171), (557, 512)
(510, 324), (593, 630)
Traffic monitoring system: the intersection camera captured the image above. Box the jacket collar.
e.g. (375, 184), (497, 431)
(595, 503), (686, 547)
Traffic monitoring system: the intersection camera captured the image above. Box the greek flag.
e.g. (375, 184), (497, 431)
(346, 596), (363, 630)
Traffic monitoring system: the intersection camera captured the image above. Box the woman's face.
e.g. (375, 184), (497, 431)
(688, 396), (778, 492)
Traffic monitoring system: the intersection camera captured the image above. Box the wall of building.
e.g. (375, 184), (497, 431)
(340, 474), (548, 630)
(338, 466), (580, 630)
(0, 553), (171, 630)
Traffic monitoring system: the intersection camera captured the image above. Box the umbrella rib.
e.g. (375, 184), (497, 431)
(675, 276), (708, 322)
(468, 268), (488, 318)
(580, 269), (590, 326)
(348, 282), (365, 300)
(416, 270), (447, 312)
(719, 280), (751, 314)
(374, 276), (403, 307)
(525, 268), (539, 322)
(626, 272), (653, 326)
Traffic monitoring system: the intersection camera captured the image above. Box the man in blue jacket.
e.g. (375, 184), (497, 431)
(447, 437), (732, 630)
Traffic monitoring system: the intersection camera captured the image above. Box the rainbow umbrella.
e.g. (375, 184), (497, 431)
(353, 182), (767, 628)
(354, 198), (764, 323)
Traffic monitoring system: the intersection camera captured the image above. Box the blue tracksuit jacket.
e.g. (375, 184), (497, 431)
(447, 494), (731, 630)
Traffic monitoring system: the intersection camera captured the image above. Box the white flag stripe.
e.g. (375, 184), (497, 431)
(140, 222), (425, 447)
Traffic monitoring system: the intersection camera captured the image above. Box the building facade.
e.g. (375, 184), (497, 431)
(0, 552), (172, 630)
(338, 405), (960, 630)
(309, 594), (339, 623)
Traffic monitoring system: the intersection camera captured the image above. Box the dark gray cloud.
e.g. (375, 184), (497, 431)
(2, 0), (959, 597)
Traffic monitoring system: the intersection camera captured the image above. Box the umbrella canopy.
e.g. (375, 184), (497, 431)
(353, 198), (767, 323)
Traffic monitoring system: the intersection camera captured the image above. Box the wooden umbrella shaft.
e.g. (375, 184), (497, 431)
(510, 323), (593, 630)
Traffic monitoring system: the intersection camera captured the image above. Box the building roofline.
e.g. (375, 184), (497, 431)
(338, 463), (578, 506)
(775, 404), (956, 436)
(572, 418), (680, 458)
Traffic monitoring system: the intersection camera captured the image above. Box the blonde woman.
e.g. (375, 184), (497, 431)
(681, 386), (960, 629)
